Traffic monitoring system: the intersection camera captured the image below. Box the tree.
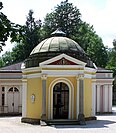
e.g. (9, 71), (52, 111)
(11, 10), (42, 60)
(0, 56), (5, 67)
(43, 0), (108, 67)
(11, 42), (25, 63)
(0, 2), (21, 52)
(43, 0), (81, 38)
(106, 39), (116, 73)
(106, 40), (116, 101)
(0, 51), (13, 66)
(0, 2), (11, 51)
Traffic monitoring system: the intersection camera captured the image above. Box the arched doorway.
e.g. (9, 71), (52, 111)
(7, 87), (20, 113)
(53, 82), (69, 119)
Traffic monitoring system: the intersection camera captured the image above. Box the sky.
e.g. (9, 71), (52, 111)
(0, 0), (116, 55)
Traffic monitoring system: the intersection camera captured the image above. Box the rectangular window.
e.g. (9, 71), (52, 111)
(2, 94), (4, 106)
(2, 87), (5, 92)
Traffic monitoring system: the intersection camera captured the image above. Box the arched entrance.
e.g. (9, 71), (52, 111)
(7, 87), (20, 113)
(53, 82), (69, 119)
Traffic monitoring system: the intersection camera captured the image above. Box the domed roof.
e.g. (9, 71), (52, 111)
(25, 29), (93, 68)
(30, 36), (85, 55)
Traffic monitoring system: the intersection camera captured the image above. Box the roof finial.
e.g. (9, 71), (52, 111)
(51, 28), (66, 36)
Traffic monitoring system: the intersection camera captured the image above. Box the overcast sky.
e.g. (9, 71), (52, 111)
(0, 0), (116, 55)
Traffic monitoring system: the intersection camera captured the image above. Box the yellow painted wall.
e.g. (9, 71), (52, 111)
(84, 78), (92, 117)
(24, 68), (94, 120)
(26, 78), (42, 119)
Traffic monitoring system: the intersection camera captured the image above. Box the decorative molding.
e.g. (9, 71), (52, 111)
(22, 73), (41, 79)
(41, 74), (47, 80)
(85, 67), (96, 73)
(41, 70), (84, 76)
(40, 53), (86, 66)
(22, 67), (41, 74)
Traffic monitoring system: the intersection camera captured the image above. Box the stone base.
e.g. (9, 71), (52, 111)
(41, 114), (46, 120)
(96, 112), (112, 115)
(85, 116), (97, 121)
(21, 116), (97, 125)
(78, 114), (86, 125)
(0, 113), (21, 117)
(21, 117), (40, 125)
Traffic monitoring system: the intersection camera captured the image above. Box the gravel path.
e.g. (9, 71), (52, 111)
(0, 107), (116, 133)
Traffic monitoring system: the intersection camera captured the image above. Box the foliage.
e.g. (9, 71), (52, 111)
(43, 0), (81, 38)
(43, 0), (108, 67)
(106, 40), (116, 92)
(106, 40), (116, 74)
(0, 51), (13, 67)
(0, 56), (5, 67)
(11, 10), (42, 60)
(0, 2), (22, 52)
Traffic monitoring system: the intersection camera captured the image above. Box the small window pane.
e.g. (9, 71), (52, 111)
(14, 87), (19, 92)
(2, 87), (5, 92)
(9, 87), (13, 92)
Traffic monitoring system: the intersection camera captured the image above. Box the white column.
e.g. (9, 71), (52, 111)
(108, 84), (112, 112)
(22, 79), (27, 117)
(4, 86), (8, 106)
(19, 85), (22, 113)
(4, 86), (8, 113)
(19, 85), (22, 105)
(76, 76), (79, 119)
(104, 85), (108, 112)
(96, 84), (100, 112)
(92, 81), (96, 116)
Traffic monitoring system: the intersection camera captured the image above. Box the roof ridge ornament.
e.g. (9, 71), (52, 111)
(51, 28), (66, 37)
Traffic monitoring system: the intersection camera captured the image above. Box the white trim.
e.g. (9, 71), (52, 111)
(0, 82), (22, 86)
(22, 73), (41, 79)
(41, 65), (84, 69)
(40, 53), (86, 66)
(84, 74), (96, 79)
(42, 70), (84, 76)
(22, 67), (41, 73)
(96, 79), (114, 82)
(48, 78), (74, 120)
(85, 67), (96, 73)
(76, 77), (79, 119)
(0, 79), (22, 81)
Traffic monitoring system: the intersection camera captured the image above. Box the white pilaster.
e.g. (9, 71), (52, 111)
(92, 81), (96, 116)
(22, 79), (27, 117)
(19, 85), (22, 113)
(96, 85), (100, 112)
(76, 76), (79, 119)
(4, 86), (8, 113)
(19, 85), (22, 105)
(104, 85), (108, 112)
(108, 84), (112, 112)
(4, 86), (8, 106)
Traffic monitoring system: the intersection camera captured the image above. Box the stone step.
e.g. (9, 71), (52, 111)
(45, 120), (80, 126)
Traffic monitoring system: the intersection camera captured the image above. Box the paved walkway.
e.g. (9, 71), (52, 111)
(0, 107), (116, 133)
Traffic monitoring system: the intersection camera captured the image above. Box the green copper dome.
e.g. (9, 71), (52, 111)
(30, 36), (85, 55)
(25, 29), (93, 68)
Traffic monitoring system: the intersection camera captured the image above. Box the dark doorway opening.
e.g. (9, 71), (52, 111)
(53, 82), (69, 119)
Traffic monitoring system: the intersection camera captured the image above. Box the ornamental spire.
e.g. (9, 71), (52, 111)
(51, 28), (66, 37)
